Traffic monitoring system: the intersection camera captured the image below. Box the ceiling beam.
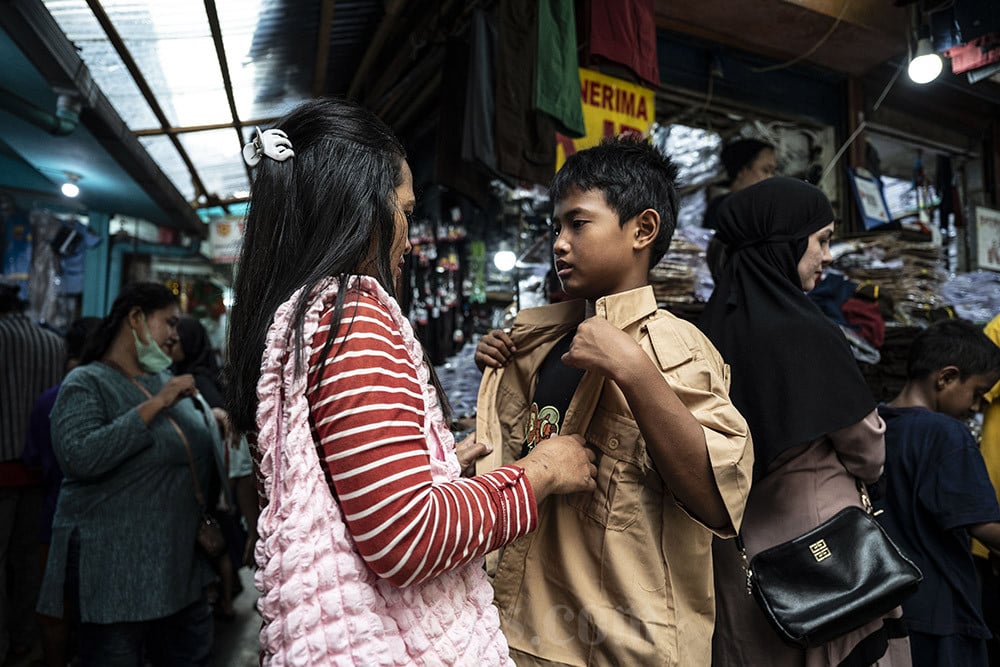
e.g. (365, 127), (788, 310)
(84, 0), (211, 203)
(312, 0), (336, 97)
(133, 117), (281, 137)
(203, 0), (251, 186)
(0, 0), (205, 235)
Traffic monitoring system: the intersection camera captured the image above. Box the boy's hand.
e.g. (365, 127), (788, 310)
(475, 329), (516, 372)
(518, 434), (597, 502)
(562, 317), (642, 382)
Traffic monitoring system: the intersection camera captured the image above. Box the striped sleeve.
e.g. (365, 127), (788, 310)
(306, 292), (537, 587)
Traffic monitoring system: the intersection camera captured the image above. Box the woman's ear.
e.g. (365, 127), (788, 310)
(127, 307), (145, 336)
(634, 208), (660, 250)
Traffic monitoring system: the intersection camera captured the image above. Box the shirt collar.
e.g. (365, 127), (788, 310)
(592, 285), (659, 330)
(512, 285), (658, 331)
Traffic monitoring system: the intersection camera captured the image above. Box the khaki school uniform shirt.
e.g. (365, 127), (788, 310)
(476, 286), (753, 666)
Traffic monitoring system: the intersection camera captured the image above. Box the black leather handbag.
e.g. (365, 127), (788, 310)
(740, 481), (922, 648)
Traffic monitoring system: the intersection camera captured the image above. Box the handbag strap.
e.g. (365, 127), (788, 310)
(736, 477), (876, 595)
(103, 360), (208, 509)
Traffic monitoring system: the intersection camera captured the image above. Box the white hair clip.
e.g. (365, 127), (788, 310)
(242, 126), (295, 167)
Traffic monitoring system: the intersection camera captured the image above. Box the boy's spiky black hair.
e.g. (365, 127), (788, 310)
(907, 319), (1000, 380)
(549, 136), (679, 269)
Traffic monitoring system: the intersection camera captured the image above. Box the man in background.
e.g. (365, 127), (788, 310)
(0, 283), (64, 664)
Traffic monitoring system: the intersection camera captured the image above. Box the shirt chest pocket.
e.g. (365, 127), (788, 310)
(567, 408), (645, 531)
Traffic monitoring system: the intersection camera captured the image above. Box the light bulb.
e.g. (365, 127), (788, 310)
(61, 181), (80, 198)
(908, 38), (942, 84)
(493, 250), (516, 272)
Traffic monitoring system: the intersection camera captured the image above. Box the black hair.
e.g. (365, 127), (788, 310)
(227, 98), (423, 434)
(66, 317), (101, 361)
(721, 138), (774, 183)
(549, 136), (679, 269)
(906, 319), (1000, 380)
(79, 283), (178, 365)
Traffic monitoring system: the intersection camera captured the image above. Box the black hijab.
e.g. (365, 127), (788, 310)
(174, 316), (225, 409)
(699, 177), (875, 480)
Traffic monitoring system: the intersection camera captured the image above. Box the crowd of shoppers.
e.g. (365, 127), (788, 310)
(3, 97), (1000, 667)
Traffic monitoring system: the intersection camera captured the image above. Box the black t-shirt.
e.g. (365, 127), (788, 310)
(875, 405), (1000, 640)
(520, 332), (585, 458)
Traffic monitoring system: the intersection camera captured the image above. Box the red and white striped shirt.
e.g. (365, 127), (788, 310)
(306, 292), (536, 587)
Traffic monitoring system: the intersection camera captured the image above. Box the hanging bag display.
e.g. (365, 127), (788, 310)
(739, 479), (922, 648)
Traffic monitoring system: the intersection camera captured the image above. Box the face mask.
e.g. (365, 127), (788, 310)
(132, 317), (174, 373)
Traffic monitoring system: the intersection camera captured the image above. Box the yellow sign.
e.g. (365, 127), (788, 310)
(556, 68), (656, 171)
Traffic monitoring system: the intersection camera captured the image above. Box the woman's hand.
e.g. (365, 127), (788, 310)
(137, 374), (198, 425)
(154, 374), (198, 409)
(211, 407), (230, 439)
(475, 329), (516, 372)
(518, 434), (597, 503)
(455, 431), (493, 477)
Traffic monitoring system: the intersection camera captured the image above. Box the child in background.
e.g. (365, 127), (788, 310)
(877, 319), (1000, 667)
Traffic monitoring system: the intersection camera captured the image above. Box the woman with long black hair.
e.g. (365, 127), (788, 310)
(701, 177), (910, 666)
(226, 98), (596, 665)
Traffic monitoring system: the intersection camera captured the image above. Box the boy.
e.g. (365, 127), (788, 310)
(876, 319), (1000, 667)
(474, 137), (753, 665)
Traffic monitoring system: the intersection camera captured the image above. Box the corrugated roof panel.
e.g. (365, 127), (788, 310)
(235, 0), (318, 114)
(323, 0), (383, 95)
(100, 0), (231, 126)
(138, 135), (196, 201)
(216, 0), (308, 121)
(43, 0), (159, 129)
(177, 128), (249, 201)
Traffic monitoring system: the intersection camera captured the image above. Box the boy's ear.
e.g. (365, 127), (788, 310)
(935, 366), (961, 390)
(633, 208), (660, 251)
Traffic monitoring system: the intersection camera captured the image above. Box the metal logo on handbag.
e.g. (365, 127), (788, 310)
(739, 480), (922, 648)
(808, 539), (831, 562)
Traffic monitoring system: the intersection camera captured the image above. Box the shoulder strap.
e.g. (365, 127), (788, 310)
(104, 361), (208, 509)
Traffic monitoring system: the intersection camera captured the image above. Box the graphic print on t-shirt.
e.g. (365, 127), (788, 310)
(524, 403), (562, 452)
(520, 332), (585, 458)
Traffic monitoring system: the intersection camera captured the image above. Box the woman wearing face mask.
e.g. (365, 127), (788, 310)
(36, 282), (220, 666)
(700, 177), (909, 665)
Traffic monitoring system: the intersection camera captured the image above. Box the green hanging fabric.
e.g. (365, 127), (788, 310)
(534, 0), (586, 138)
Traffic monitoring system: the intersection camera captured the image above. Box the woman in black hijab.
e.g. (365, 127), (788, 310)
(701, 178), (910, 666)
(173, 316), (225, 409)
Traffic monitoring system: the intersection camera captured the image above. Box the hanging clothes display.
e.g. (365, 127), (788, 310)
(28, 210), (62, 326)
(461, 7), (499, 172)
(534, 0), (586, 138)
(586, 0), (659, 87)
(495, 0), (557, 185)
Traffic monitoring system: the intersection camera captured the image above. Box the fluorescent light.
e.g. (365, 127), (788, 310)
(908, 38), (942, 84)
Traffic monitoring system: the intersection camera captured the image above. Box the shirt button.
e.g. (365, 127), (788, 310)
(608, 437), (619, 450)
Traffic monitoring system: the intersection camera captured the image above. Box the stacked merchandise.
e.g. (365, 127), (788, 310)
(648, 226), (714, 321)
(831, 233), (948, 326)
(831, 232), (947, 402)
